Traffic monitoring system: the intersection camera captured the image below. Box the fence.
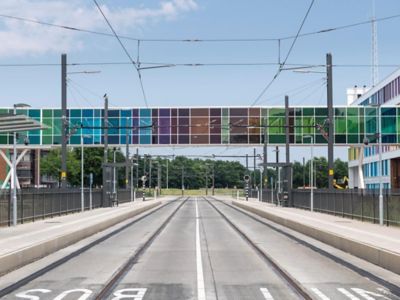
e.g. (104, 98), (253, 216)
(0, 188), (143, 227)
(291, 189), (400, 226)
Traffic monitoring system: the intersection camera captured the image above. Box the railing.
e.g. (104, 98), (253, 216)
(291, 189), (400, 226)
(0, 188), (143, 227)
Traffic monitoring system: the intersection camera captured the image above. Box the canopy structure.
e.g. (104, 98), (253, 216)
(0, 113), (47, 133)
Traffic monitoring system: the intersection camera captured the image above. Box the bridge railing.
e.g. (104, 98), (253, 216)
(291, 189), (400, 226)
(0, 188), (143, 227)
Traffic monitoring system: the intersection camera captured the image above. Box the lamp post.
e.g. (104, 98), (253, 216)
(303, 135), (314, 212)
(81, 134), (91, 212)
(12, 103), (31, 226)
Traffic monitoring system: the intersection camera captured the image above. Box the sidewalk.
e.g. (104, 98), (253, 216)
(216, 196), (400, 275)
(0, 196), (176, 275)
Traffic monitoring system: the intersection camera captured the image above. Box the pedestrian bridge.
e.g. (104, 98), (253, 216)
(0, 106), (397, 147)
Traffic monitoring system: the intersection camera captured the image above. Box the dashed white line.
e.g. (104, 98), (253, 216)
(195, 197), (206, 300)
(260, 287), (274, 300)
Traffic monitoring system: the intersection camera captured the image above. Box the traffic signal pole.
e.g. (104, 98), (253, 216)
(327, 53), (334, 190)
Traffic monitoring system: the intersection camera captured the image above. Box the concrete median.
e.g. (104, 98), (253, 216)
(231, 199), (400, 275)
(0, 200), (161, 276)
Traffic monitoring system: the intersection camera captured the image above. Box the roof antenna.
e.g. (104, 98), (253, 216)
(371, 0), (379, 87)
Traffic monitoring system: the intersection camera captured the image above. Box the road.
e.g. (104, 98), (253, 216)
(1, 197), (399, 300)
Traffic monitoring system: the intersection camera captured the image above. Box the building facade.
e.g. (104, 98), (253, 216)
(348, 68), (400, 189)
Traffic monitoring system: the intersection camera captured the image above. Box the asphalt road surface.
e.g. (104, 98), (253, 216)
(1, 197), (400, 300)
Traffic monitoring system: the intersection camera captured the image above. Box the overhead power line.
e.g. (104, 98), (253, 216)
(0, 12), (400, 42)
(92, 0), (148, 108)
(251, 0), (315, 107)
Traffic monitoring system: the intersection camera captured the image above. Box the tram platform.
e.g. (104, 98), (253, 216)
(0, 196), (177, 276)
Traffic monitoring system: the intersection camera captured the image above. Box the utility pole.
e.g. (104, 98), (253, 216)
(212, 162), (215, 196)
(181, 166), (184, 196)
(246, 154), (248, 172)
(102, 94), (109, 207)
(327, 53), (334, 190)
(263, 119), (268, 194)
(205, 166), (208, 196)
(285, 95), (292, 206)
(253, 148), (256, 188)
(61, 53), (67, 188)
(125, 118), (129, 189)
(136, 148), (139, 188)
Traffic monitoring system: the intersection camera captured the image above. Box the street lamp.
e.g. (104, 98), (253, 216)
(12, 103), (31, 226)
(81, 134), (91, 212)
(303, 135), (314, 212)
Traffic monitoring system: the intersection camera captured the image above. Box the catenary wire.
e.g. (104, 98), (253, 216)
(92, 0), (149, 108)
(250, 0), (315, 107)
(1, 12), (400, 42)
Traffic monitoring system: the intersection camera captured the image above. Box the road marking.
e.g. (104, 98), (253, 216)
(53, 289), (92, 300)
(15, 289), (51, 299)
(196, 197), (206, 300)
(311, 288), (330, 300)
(112, 288), (147, 300)
(337, 288), (360, 300)
(351, 288), (391, 300)
(260, 287), (274, 299)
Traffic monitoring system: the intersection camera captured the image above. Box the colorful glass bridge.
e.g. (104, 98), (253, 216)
(0, 106), (398, 147)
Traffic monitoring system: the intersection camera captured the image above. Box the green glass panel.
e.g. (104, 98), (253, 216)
(222, 108), (229, 117)
(347, 134), (358, 144)
(382, 107), (396, 116)
(53, 118), (62, 135)
(269, 135), (285, 143)
(53, 110), (62, 118)
(365, 115), (376, 134)
(303, 117), (314, 134)
(334, 108), (346, 116)
(42, 118), (52, 135)
(315, 117), (325, 127)
(382, 117), (396, 134)
(295, 135), (303, 144)
(347, 116), (358, 134)
(365, 107), (377, 117)
(294, 108), (302, 117)
(70, 109), (81, 118)
(315, 134), (327, 144)
(302, 135), (314, 144)
(43, 136), (52, 144)
(268, 117), (284, 134)
(0, 135), (7, 144)
(70, 135), (80, 144)
(53, 135), (61, 145)
(347, 108), (358, 116)
(315, 108), (327, 116)
(303, 108), (314, 116)
(29, 136), (40, 145)
(269, 108), (285, 117)
(335, 135), (346, 144)
(0, 109), (9, 114)
(295, 117), (302, 135)
(28, 109), (40, 118)
(335, 117), (346, 134)
(43, 109), (52, 118)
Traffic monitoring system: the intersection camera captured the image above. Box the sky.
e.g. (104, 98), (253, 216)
(1, 0), (400, 165)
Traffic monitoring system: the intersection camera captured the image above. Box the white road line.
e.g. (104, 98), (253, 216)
(337, 288), (360, 300)
(311, 288), (330, 300)
(196, 197), (206, 300)
(260, 287), (274, 300)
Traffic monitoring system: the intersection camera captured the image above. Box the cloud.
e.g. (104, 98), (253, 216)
(0, 0), (198, 57)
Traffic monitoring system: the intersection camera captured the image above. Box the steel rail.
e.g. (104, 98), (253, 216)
(211, 197), (400, 297)
(0, 198), (182, 298)
(94, 197), (190, 299)
(203, 197), (313, 300)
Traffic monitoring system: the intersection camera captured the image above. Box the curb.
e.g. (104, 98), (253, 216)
(0, 200), (161, 276)
(232, 200), (400, 275)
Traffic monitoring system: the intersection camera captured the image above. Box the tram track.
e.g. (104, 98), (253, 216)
(208, 197), (400, 298)
(203, 197), (313, 300)
(94, 197), (189, 299)
(0, 197), (186, 299)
